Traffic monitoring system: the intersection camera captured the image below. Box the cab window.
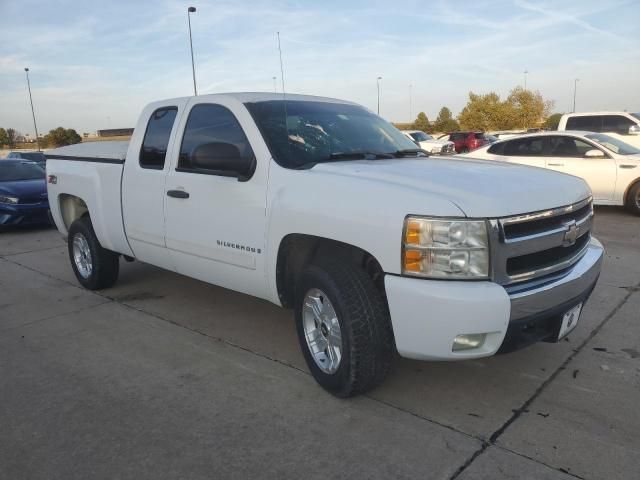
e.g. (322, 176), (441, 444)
(139, 107), (178, 169)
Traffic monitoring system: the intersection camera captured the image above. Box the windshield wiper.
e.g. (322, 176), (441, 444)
(392, 148), (429, 157)
(328, 151), (396, 160)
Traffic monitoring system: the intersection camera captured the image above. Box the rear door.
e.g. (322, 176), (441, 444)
(544, 135), (616, 201)
(495, 136), (547, 168)
(163, 98), (270, 298)
(122, 100), (187, 269)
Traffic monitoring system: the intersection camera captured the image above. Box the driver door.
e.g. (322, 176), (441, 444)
(163, 99), (270, 299)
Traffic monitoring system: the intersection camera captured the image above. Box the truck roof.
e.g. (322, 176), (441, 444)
(561, 111), (637, 117)
(152, 92), (358, 106)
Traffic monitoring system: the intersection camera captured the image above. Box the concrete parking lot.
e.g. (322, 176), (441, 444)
(1, 207), (638, 480)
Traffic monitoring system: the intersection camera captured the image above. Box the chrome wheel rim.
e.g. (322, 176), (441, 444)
(72, 234), (92, 279)
(302, 288), (342, 374)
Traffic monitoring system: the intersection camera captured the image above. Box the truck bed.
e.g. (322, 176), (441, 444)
(45, 140), (133, 257)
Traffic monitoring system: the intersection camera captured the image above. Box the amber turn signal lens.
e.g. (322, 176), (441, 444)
(403, 249), (422, 272)
(405, 220), (422, 245)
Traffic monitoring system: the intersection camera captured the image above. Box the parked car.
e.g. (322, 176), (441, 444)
(439, 131), (490, 153)
(7, 151), (47, 166)
(401, 130), (455, 154)
(464, 131), (640, 214)
(558, 111), (640, 148)
(0, 159), (50, 227)
(46, 93), (603, 397)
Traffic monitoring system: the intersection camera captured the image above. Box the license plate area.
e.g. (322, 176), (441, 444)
(558, 303), (582, 340)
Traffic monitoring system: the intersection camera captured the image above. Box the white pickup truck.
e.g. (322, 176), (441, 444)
(46, 93), (604, 397)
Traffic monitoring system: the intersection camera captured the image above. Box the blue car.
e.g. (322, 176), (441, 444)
(0, 159), (51, 228)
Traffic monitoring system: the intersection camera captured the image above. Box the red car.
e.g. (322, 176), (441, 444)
(441, 131), (490, 153)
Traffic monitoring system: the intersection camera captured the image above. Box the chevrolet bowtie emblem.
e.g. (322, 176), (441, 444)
(563, 221), (578, 246)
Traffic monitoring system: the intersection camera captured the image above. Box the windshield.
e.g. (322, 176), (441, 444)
(19, 152), (46, 162)
(0, 161), (45, 181)
(245, 100), (419, 169)
(585, 133), (640, 155)
(410, 131), (432, 142)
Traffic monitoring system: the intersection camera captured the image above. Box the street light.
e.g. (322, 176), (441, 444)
(376, 76), (382, 115)
(523, 69), (529, 90)
(409, 83), (413, 121)
(24, 68), (40, 152)
(187, 6), (197, 96)
(573, 78), (580, 112)
(272, 76), (277, 93)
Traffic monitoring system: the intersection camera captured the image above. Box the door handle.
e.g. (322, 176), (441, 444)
(548, 163), (565, 166)
(167, 189), (190, 199)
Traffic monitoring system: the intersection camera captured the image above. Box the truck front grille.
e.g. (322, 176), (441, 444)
(490, 197), (593, 286)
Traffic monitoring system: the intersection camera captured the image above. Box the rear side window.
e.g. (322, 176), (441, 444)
(566, 115), (602, 132)
(487, 142), (505, 155)
(602, 115), (635, 135)
(178, 104), (254, 175)
(139, 107), (178, 169)
(503, 137), (545, 156)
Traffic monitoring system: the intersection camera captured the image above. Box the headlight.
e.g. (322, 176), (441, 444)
(402, 217), (489, 279)
(0, 195), (19, 205)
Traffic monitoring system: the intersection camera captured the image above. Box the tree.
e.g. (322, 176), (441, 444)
(0, 128), (8, 147)
(433, 107), (460, 133)
(44, 127), (82, 147)
(6, 128), (17, 148)
(506, 86), (553, 129)
(412, 112), (431, 132)
(458, 87), (553, 131)
(544, 112), (563, 130)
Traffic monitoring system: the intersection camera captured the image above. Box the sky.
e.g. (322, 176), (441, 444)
(1, 0), (639, 135)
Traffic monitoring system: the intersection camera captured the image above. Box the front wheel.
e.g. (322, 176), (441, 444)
(68, 217), (119, 290)
(294, 260), (393, 397)
(626, 182), (640, 216)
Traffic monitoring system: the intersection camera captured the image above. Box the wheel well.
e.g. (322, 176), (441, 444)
(276, 234), (386, 308)
(624, 177), (640, 205)
(58, 194), (89, 231)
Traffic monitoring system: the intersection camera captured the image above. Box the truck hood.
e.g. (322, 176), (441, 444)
(311, 157), (591, 218)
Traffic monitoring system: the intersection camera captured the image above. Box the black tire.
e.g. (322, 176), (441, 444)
(625, 182), (640, 216)
(67, 216), (119, 290)
(460, 147), (469, 154)
(294, 259), (393, 397)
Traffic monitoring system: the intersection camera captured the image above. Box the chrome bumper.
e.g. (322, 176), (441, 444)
(506, 237), (604, 321)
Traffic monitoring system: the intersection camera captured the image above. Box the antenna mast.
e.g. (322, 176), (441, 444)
(277, 32), (286, 100)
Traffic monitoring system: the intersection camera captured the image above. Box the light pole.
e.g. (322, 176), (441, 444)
(187, 6), (197, 96)
(573, 78), (579, 112)
(272, 76), (277, 93)
(409, 83), (413, 121)
(24, 68), (40, 152)
(523, 69), (528, 90)
(376, 76), (382, 115)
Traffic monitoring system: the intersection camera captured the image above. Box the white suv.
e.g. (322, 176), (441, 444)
(558, 112), (640, 148)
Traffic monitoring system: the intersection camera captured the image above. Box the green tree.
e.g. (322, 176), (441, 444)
(44, 127), (82, 147)
(0, 128), (8, 147)
(412, 112), (431, 132)
(433, 107), (460, 133)
(458, 87), (553, 131)
(544, 112), (563, 130)
(6, 128), (17, 148)
(506, 86), (553, 129)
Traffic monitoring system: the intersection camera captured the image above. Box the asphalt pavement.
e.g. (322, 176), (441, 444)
(1, 206), (638, 480)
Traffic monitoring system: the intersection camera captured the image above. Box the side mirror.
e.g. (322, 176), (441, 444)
(191, 142), (254, 181)
(629, 125), (640, 136)
(584, 149), (605, 159)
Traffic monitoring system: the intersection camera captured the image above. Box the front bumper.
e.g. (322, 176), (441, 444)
(385, 237), (604, 360)
(0, 203), (51, 227)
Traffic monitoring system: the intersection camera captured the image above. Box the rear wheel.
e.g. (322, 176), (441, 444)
(626, 182), (640, 216)
(294, 259), (393, 397)
(68, 217), (119, 290)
